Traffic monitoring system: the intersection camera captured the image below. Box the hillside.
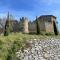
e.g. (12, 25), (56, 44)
(0, 33), (60, 60)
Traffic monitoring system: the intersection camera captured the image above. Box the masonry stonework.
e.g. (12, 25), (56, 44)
(23, 17), (29, 33)
(20, 17), (29, 33)
(0, 15), (57, 34)
(28, 21), (36, 33)
(37, 15), (56, 33)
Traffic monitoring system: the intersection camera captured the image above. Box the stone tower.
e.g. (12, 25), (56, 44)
(20, 17), (29, 33)
(37, 15), (56, 33)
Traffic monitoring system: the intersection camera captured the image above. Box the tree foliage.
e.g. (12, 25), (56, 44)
(36, 16), (40, 35)
(4, 20), (10, 36)
(4, 12), (12, 36)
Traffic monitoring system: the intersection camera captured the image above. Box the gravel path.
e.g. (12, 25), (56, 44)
(16, 38), (60, 60)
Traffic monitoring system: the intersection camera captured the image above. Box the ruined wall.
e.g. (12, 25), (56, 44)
(45, 17), (56, 33)
(28, 21), (36, 33)
(11, 20), (19, 32)
(38, 15), (56, 33)
(19, 17), (29, 33)
(45, 22), (54, 33)
(23, 18), (29, 33)
(38, 18), (46, 32)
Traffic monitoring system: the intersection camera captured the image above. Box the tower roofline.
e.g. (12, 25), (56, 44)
(39, 15), (56, 19)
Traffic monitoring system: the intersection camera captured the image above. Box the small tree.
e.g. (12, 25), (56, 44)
(4, 20), (10, 36)
(36, 16), (40, 35)
(4, 12), (10, 36)
(53, 21), (58, 35)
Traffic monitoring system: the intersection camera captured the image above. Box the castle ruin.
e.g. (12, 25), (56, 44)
(38, 15), (56, 33)
(28, 15), (57, 33)
(0, 14), (57, 34)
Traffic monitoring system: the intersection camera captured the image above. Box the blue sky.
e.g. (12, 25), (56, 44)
(0, 0), (60, 31)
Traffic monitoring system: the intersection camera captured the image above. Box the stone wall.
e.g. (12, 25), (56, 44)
(45, 22), (54, 33)
(19, 17), (29, 33)
(37, 15), (56, 33)
(38, 18), (46, 31)
(23, 18), (29, 33)
(28, 21), (36, 33)
(11, 20), (19, 32)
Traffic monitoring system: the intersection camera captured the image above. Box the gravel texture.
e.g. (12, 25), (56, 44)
(16, 38), (60, 60)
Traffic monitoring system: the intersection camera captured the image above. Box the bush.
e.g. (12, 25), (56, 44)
(45, 32), (54, 36)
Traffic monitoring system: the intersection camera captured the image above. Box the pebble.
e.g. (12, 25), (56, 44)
(16, 38), (60, 60)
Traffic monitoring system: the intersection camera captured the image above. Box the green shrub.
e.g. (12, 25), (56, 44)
(45, 32), (54, 36)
